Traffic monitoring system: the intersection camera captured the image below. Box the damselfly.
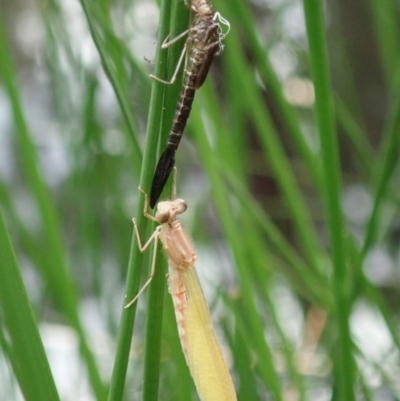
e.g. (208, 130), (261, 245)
(149, 0), (229, 208)
(126, 184), (236, 401)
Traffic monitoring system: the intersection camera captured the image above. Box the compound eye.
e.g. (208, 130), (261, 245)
(157, 210), (170, 224)
(175, 199), (187, 214)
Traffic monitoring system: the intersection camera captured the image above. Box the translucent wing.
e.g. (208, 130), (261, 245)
(182, 267), (237, 401)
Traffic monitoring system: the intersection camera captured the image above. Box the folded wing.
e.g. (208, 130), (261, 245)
(182, 268), (237, 401)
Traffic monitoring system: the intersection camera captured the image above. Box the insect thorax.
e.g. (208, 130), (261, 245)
(161, 224), (196, 271)
(191, 0), (214, 16)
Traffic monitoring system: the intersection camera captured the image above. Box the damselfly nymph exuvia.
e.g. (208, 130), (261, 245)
(149, 0), (229, 208)
(125, 185), (237, 401)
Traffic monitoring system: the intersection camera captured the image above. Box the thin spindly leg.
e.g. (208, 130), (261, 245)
(132, 218), (161, 252)
(125, 221), (161, 308)
(150, 43), (188, 85)
(143, 29), (189, 65)
(125, 187), (161, 307)
(139, 187), (158, 220)
(172, 167), (178, 199)
(161, 29), (190, 49)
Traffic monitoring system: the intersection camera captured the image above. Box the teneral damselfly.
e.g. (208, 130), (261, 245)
(126, 183), (237, 401)
(149, 0), (229, 208)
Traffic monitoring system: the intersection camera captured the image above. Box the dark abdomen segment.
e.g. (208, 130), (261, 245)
(150, 59), (203, 209)
(167, 84), (196, 151)
(150, 16), (220, 208)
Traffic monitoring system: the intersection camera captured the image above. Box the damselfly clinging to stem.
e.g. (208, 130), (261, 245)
(149, 0), (230, 208)
(125, 173), (237, 401)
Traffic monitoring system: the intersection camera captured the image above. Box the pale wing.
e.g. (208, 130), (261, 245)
(182, 267), (237, 401)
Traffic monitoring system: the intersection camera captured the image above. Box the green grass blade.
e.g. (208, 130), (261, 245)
(302, 1), (354, 399)
(362, 87), (400, 256)
(190, 107), (283, 401)
(107, 0), (190, 399)
(0, 18), (106, 401)
(80, 0), (142, 169)
(367, 0), (400, 88)
(216, 0), (322, 191)
(335, 96), (373, 172)
(221, 166), (331, 308)
(216, 23), (325, 280)
(141, 2), (191, 399)
(0, 211), (60, 401)
(3, 0), (400, 399)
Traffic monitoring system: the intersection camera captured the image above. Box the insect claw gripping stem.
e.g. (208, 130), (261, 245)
(149, 0), (229, 208)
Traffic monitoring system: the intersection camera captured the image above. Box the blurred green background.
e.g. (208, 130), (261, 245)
(1, 0), (400, 400)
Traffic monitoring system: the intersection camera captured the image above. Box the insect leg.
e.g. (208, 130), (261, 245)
(172, 166), (178, 200)
(125, 222), (161, 308)
(161, 29), (190, 49)
(150, 43), (188, 85)
(139, 187), (159, 221)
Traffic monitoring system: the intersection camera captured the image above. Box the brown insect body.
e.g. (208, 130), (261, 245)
(167, 6), (220, 152)
(150, 0), (223, 208)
